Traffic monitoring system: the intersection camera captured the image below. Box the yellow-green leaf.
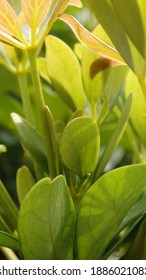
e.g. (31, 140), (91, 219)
(21, 0), (52, 28)
(0, 0), (22, 39)
(59, 14), (125, 65)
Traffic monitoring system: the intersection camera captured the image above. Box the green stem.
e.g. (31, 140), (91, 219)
(28, 50), (45, 133)
(17, 73), (34, 124)
(1, 247), (19, 260)
(28, 49), (58, 178)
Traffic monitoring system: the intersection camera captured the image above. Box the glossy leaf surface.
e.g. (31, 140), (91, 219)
(60, 117), (100, 177)
(11, 113), (48, 171)
(83, 0), (146, 76)
(59, 14), (125, 65)
(76, 164), (146, 259)
(18, 176), (75, 259)
(46, 35), (86, 110)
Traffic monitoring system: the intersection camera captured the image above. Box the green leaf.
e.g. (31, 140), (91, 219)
(59, 14), (125, 65)
(11, 113), (48, 172)
(125, 70), (146, 145)
(0, 181), (18, 232)
(21, 0), (52, 29)
(60, 117), (100, 177)
(122, 218), (146, 260)
(0, 231), (20, 252)
(18, 176), (75, 260)
(37, 57), (51, 83)
(83, 0), (146, 77)
(94, 94), (132, 179)
(76, 164), (146, 260)
(110, 0), (146, 60)
(16, 166), (35, 204)
(45, 35), (86, 110)
(81, 25), (128, 103)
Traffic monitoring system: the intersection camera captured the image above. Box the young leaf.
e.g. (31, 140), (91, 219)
(45, 35), (86, 110)
(21, 0), (52, 28)
(0, 181), (18, 232)
(11, 113), (48, 172)
(16, 166), (35, 204)
(59, 14), (125, 65)
(81, 25), (128, 103)
(76, 164), (146, 259)
(0, 231), (20, 252)
(83, 0), (145, 77)
(0, 0), (22, 38)
(18, 176), (75, 260)
(60, 117), (100, 177)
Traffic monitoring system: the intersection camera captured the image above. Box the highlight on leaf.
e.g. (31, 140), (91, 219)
(59, 13), (125, 65)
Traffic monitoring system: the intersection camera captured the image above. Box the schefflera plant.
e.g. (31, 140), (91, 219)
(0, 0), (146, 260)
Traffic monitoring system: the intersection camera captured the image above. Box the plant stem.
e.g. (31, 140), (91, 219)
(17, 73), (34, 124)
(28, 50), (45, 134)
(1, 247), (19, 260)
(28, 49), (58, 178)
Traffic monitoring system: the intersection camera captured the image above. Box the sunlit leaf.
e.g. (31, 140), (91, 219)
(110, 0), (146, 60)
(60, 117), (100, 177)
(11, 113), (48, 172)
(21, 0), (52, 28)
(0, 0), (22, 38)
(83, 0), (146, 77)
(59, 14), (125, 65)
(76, 164), (146, 259)
(0, 30), (25, 49)
(45, 35), (86, 110)
(18, 176), (75, 259)
(81, 25), (128, 106)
